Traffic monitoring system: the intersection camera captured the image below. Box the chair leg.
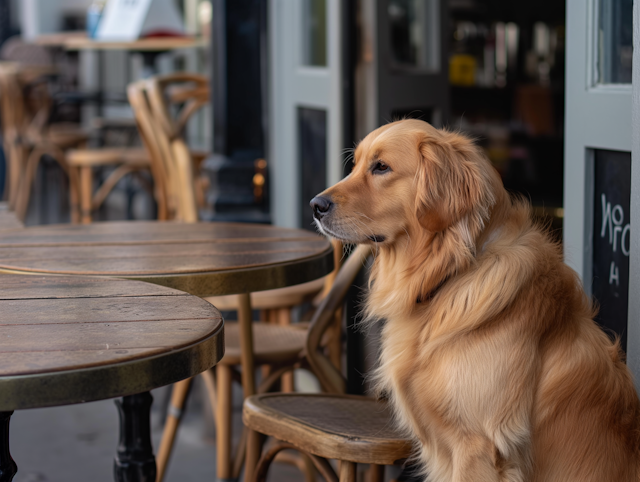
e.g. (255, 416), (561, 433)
(273, 451), (316, 482)
(369, 464), (385, 482)
(5, 142), (23, 208)
(276, 308), (295, 392)
(200, 367), (217, 414)
(79, 166), (93, 224)
(155, 377), (193, 482)
(237, 293), (261, 482)
(14, 146), (42, 221)
(251, 442), (338, 482)
(69, 167), (80, 224)
(339, 461), (357, 482)
(245, 426), (263, 482)
(216, 363), (233, 481)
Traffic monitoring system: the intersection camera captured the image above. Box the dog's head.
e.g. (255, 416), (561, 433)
(311, 119), (499, 251)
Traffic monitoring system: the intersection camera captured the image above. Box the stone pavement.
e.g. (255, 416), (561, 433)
(10, 380), (301, 482)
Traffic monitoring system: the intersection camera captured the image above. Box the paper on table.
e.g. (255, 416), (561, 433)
(96, 0), (185, 42)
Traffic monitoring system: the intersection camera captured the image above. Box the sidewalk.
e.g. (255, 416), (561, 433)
(10, 382), (300, 482)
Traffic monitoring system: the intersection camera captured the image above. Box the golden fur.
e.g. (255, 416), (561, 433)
(312, 119), (640, 481)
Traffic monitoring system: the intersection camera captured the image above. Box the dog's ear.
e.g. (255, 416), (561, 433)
(415, 130), (495, 233)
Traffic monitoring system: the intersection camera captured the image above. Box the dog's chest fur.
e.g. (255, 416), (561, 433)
(364, 234), (542, 481)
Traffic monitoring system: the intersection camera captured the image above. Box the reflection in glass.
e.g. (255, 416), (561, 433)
(597, 0), (633, 84)
(302, 0), (327, 67)
(388, 0), (439, 71)
(299, 107), (327, 230)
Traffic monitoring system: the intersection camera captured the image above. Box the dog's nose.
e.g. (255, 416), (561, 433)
(310, 196), (333, 220)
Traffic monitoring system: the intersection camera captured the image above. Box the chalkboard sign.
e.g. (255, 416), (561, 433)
(592, 149), (631, 351)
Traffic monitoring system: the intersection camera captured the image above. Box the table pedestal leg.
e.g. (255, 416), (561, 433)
(114, 392), (156, 482)
(0, 412), (16, 482)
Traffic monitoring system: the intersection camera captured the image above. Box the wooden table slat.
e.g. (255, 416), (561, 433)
(0, 221), (321, 245)
(0, 275), (187, 299)
(0, 295), (218, 324)
(0, 275), (224, 410)
(0, 222), (334, 296)
(0, 319), (220, 367)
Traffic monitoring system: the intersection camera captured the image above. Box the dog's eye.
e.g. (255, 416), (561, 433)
(372, 161), (390, 174)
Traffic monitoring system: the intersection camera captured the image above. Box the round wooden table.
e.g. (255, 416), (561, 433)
(0, 221), (334, 481)
(0, 221), (332, 296)
(0, 274), (224, 482)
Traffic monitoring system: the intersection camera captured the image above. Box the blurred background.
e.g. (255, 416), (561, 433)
(1, 0), (567, 232)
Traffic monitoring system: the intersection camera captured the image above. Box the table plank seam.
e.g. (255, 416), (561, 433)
(0, 293), (191, 300)
(0, 237), (324, 248)
(0, 316), (223, 326)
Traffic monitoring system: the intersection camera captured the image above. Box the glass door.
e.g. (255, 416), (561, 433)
(357, 0), (450, 137)
(268, 0), (343, 229)
(564, 0), (636, 366)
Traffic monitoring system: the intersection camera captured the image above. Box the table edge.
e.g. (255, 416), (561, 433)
(0, 245), (335, 297)
(0, 319), (224, 411)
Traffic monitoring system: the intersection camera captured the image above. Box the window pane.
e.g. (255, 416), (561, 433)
(592, 149), (631, 351)
(388, 0), (439, 71)
(299, 107), (327, 230)
(597, 0), (633, 84)
(302, 0), (327, 67)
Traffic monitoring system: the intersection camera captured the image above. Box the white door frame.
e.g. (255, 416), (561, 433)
(269, 0), (343, 228)
(628, 0), (640, 376)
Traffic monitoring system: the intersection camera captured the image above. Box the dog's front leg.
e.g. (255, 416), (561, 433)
(450, 434), (503, 482)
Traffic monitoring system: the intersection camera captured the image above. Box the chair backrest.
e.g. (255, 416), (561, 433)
(0, 65), (26, 139)
(127, 73), (209, 222)
(0, 64), (30, 206)
(305, 244), (371, 395)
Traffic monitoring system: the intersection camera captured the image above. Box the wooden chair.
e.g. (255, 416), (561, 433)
(65, 147), (151, 224)
(0, 63), (90, 221)
(0, 62), (152, 224)
(128, 73), (208, 222)
(243, 244), (414, 482)
(127, 74), (339, 482)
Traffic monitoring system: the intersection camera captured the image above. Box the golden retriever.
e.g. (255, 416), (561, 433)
(310, 119), (640, 481)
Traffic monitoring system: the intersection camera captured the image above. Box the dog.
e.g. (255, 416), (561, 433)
(310, 119), (640, 481)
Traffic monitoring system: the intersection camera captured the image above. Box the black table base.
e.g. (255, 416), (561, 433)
(114, 392), (156, 482)
(0, 412), (16, 482)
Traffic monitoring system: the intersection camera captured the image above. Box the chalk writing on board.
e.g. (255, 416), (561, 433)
(600, 193), (630, 287)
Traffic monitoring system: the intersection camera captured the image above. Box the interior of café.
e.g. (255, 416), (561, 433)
(0, 0), (584, 481)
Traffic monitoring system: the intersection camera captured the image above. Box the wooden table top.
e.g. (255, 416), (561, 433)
(33, 31), (87, 47)
(0, 275), (224, 411)
(0, 221), (333, 297)
(34, 31), (206, 51)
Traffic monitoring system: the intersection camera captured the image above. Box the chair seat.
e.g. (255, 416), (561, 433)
(204, 276), (325, 311)
(66, 147), (149, 167)
(243, 393), (413, 465)
(45, 124), (90, 148)
(221, 322), (306, 365)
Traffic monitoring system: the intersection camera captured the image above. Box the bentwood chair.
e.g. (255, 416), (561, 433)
(128, 74), (339, 482)
(0, 61), (154, 225)
(243, 245), (414, 482)
(0, 63), (89, 220)
(66, 80), (212, 224)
